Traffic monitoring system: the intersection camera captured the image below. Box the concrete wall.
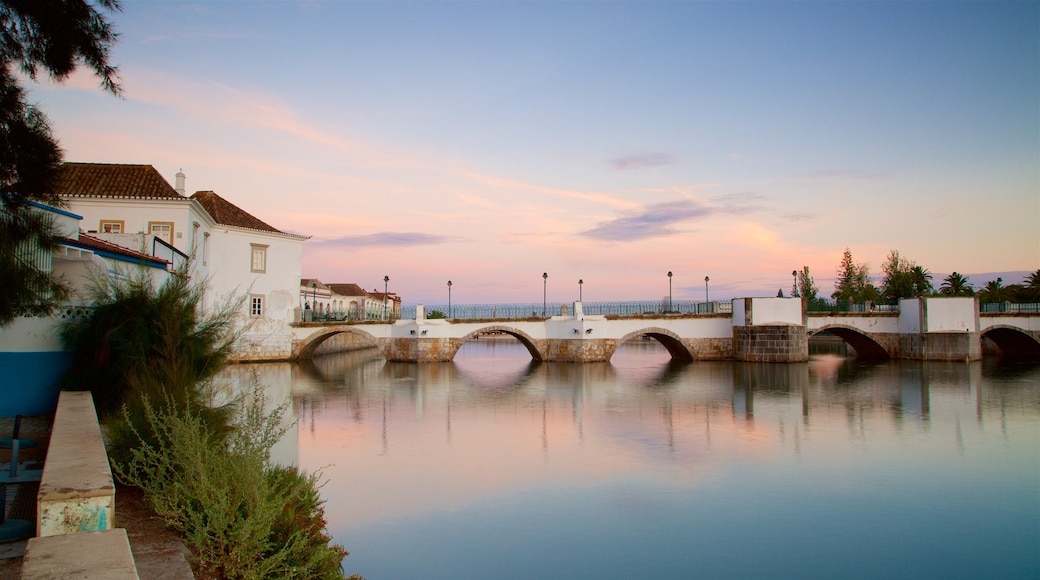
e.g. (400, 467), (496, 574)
(922, 297), (978, 332)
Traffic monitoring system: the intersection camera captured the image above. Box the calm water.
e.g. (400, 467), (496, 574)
(218, 340), (1040, 579)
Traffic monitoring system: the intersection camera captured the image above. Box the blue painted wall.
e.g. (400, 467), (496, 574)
(0, 351), (72, 416)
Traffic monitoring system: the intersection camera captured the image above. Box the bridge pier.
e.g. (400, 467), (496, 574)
(732, 298), (808, 362)
(898, 297), (982, 361)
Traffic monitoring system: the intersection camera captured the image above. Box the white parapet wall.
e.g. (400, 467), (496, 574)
(37, 391), (115, 537)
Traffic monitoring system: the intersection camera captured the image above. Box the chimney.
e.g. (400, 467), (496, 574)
(175, 169), (186, 195)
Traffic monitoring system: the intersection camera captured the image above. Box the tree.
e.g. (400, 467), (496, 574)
(939, 272), (974, 296)
(979, 278), (1005, 304)
(60, 272), (237, 418)
(797, 266), (819, 301)
(880, 250), (932, 301)
(0, 0), (122, 325)
(832, 248), (878, 305)
(1023, 269), (1040, 302)
(911, 265), (934, 297)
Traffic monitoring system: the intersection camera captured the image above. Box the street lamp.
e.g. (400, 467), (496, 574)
(383, 275), (389, 320)
(542, 272), (548, 316)
(578, 279), (583, 302)
(704, 276), (710, 305)
(311, 282), (317, 321)
(447, 280), (452, 319)
(667, 271), (673, 313)
(792, 270), (799, 298)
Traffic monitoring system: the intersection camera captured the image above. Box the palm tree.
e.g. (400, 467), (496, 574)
(1024, 269), (1040, 302)
(911, 265), (933, 296)
(980, 277), (1005, 304)
(940, 272), (973, 296)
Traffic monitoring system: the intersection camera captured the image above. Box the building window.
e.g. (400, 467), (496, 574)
(191, 222), (200, 254)
(250, 244), (268, 273)
(148, 221), (174, 245)
(100, 220), (124, 234)
(250, 294), (264, 317)
(203, 233), (210, 265)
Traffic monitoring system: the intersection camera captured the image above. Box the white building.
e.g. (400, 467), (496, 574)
(0, 199), (175, 416)
(57, 163), (308, 360)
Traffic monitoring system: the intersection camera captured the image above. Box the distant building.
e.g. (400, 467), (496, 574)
(299, 281), (401, 321)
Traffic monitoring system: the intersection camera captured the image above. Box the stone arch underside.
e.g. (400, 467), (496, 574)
(982, 326), (1040, 359)
(812, 325), (891, 360)
(616, 327), (695, 362)
(294, 327), (381, 360)
(457, 326), (546, 361)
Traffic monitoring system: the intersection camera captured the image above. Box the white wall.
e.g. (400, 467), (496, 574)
(898, 298), (922, 333)
(743, 297), (802, 326)
(207, 226), (304, 358)
(923, 297), (978, 332)
(65, 197), (215, 282)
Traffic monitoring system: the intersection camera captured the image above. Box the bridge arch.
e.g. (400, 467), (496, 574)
(615, 327), (695, 362)
(810, 324), (891, 360)
(292, 326), (382, 360)
(455, 325), (547, 361)
(981, 325), (1040, 359)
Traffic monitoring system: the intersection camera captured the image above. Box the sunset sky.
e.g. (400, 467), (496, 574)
(29, 1), (1039, 305)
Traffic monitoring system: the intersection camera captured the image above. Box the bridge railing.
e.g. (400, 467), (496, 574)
(403, 300), (731, 320)
(981, 302), (1040, 313)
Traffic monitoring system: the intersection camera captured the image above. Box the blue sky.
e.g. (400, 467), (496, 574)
(31, 1), (1039, 304)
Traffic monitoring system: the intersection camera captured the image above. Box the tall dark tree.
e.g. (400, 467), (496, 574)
(797, 266), (819, 301)
(832, 248), (878, 305)
(0, 0), (122, 326)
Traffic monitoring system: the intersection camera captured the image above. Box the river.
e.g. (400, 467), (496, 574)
(217, 339), (1040, 579)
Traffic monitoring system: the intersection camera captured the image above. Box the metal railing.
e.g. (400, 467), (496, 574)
(404, 300), (731, 320)
(981, 302), (1040, 313)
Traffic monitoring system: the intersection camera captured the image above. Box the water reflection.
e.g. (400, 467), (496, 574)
(215, 340), (1040, 580)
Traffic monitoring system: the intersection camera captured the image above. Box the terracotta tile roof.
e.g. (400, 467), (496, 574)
(327, 283), (370, 297)
(301, 279), (330, 290)
(191, 190), (286, 235)
(60, 234), (170, 267)
(55, 163), (183, 199)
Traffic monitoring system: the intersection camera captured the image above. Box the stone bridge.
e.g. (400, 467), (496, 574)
(283, 297), (1040, 364)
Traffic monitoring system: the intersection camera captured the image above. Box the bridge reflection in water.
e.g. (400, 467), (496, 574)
(215, 340), (1039, 579)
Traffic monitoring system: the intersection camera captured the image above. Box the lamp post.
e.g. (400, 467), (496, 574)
(383, 275), (389, 320)
(704, 276), (710, 305)
(578, 279), (583, 302)
(542, 272), (548, 316)
(311, 282), (317, 321)
(667, 271), (673, 313)
(447, 280), (452, 319)
(792, 269), (799, 298)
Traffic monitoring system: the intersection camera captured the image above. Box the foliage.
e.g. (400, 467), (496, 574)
(796, 266), (819, 301)
(0, 198), (70, 324)
(939, 272), (974, 296)
(113, 384), (351, 579)
(1023, 269), (1040, 302)
(880, 250), (933, 301)
(832, 248), (879, 304)
(60, 270), (238, 418)
(427, 309), (446, 319)
(0, 0), (122, 325)
(979, 278), (1006, 304)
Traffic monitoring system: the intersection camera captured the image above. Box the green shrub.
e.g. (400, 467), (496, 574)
(114, 384), (350, 579)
